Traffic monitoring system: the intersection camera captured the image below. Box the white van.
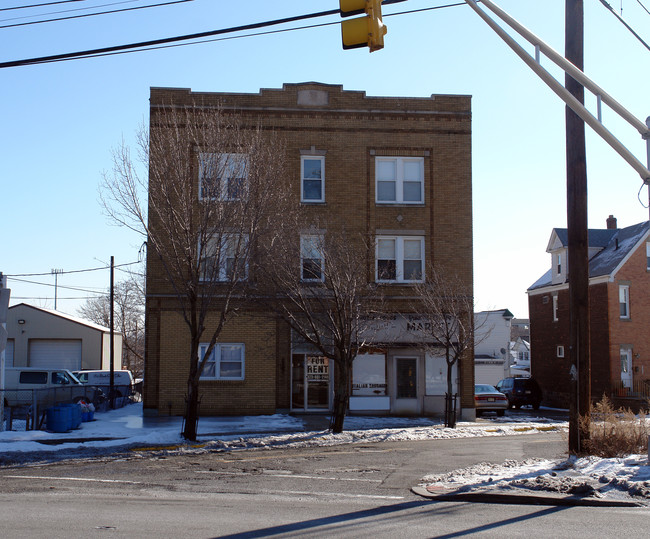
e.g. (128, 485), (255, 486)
(73, 370), (135, 398)
(3, 367), (100, 408)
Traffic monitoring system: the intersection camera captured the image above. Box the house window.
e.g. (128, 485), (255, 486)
(556, 253), (562, 275)
(552, 295), (558, 321)
(557, 345), (564, 358)
(200, 234), (248, 282)
(376, 236), (424, 282)
(619, 285), (630, 319)
(301, 235), (324, 281)
(375, 157), (424, 204)
(199, 153), (248, 200)
(301, 156), (325, 202)
(199, 343), (245, 380)
(646, 243), (650, 270)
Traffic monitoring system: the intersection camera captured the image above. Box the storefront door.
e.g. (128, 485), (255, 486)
(394, 356), (420, 414)
(292, 354), (331, 411)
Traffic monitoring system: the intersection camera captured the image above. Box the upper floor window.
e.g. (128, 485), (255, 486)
(199, 343), (245, 380)
(376, 236), (424, 283)
(375, 157), (424, 204)
(200, 234), (248, 282)
(646, 242), (650, 270)
(552, 295), (558, 321)
(619, 284), (630, 319)
(301, 156), (325, 203)
(199, 153), (248, 201)
(556, 253), (562, 275)
(300, 235), (325, 282)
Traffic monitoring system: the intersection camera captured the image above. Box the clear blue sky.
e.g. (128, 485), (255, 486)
(2, 0), (649, 319)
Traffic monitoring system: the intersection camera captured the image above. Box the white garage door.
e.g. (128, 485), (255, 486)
(29, 339), (82, 371)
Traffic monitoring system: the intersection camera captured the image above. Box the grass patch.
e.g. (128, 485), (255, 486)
(580, 395), (649, 457)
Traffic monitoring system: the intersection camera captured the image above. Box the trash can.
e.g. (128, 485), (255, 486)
(46, 406), (71, 433)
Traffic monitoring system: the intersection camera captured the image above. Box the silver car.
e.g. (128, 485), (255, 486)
(475, 384), (508, 416)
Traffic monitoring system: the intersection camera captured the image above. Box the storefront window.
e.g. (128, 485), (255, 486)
(352, 354), (387, 396)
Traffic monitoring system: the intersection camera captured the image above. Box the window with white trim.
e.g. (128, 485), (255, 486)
(376, 236), (424, 282)
(619, 284), (630, 319)
(200, 234), (248, 282)
(199, 153), (248, 200)
(557, 345), (564, 358)
(301, 156), (325, 202)
(375, 157), (424, 204)
(300, 235), (324, 282)
(199, 343), (245, 380)
(646, 242), (650, 270)
(552, 295), (558, 321)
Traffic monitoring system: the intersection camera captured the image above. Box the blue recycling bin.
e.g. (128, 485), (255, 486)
(46, 406), (72, 433)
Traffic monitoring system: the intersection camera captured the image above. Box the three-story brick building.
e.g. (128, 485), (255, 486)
(143, 82), (474, 419)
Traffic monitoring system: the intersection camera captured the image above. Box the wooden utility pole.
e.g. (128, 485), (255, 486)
(566, 0), (591, 454)
(110, 256), (115, 409)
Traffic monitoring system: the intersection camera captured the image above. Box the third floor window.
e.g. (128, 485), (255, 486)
(375, 157), (424, 204)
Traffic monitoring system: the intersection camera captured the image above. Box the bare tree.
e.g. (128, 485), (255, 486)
(77, 270), (145, 378)
(100, 103), (290, 441)
(411, 266), (476, 428)
(256, 224), (383, 433)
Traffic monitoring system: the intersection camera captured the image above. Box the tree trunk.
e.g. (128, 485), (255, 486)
(330, 360), (350, 433)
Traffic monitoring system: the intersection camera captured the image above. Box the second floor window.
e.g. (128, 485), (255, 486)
(301, 156), (325, 202)
(619, 285), (630, 319)
(552, 295), (558, 321)
(200, 234), (248, 282)
(300, 235), (324, 281)
(376, 157), (424, 204)
(199, 153), (248, 200)
(376, 236), (424, 283)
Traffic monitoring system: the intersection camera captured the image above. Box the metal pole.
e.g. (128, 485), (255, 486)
(566, 0), (591, 455)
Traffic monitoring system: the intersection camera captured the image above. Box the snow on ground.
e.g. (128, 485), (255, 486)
(1, 403), (648, 502)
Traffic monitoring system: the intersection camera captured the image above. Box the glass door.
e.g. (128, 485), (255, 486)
(292, 354), (331, 411)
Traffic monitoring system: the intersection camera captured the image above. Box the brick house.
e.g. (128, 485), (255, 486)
(143, 82), (474, 419)
(527, 215), (650, 408)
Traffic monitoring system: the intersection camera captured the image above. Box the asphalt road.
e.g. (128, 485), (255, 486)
(1, 431), (647, 538)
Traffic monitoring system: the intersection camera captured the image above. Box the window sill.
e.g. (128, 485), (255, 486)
(375, 203), (426, 207)
(301, 201), (326, 205)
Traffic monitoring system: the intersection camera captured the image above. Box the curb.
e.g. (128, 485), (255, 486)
(411, 486), (646, 507)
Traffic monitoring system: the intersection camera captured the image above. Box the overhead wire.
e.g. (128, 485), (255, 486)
(636, 0), (650, 16)
(0, 0), (192, 29)
(597, 0), (650, 52)
(0, 1), (465, 69)
(0, 0), (88, 12)
(5, 260), (141, 277)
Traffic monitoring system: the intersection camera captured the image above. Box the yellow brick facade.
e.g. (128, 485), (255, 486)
(144, 83), (474, 418)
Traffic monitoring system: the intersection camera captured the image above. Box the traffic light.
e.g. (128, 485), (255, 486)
(340, 0), (386, 52)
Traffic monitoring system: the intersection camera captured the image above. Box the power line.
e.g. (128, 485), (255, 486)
(0, 0), (192, 28)
(637, 0), (650, 16)
(5, 260), (141, 277)
(0, 0), (87, 13)
(598, 0), (650, 52)
(0, 1), (465, 69)
(8, 276), (108, 294)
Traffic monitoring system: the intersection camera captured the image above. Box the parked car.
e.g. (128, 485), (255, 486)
(474, 384), (509, 416)
(73, 370), (134, 398)
(2, 367), (102, 408)
(495, 377), (542, 409)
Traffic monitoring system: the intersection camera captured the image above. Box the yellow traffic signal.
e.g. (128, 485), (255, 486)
(340, 0), (386, 52)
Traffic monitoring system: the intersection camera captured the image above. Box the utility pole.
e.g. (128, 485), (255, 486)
(110, 256), (115, 409)
(566, 0), (591, 454)
(51, 268), (63, 310)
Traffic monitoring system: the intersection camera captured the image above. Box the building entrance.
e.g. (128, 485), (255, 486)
(291, 354), (331, 411)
